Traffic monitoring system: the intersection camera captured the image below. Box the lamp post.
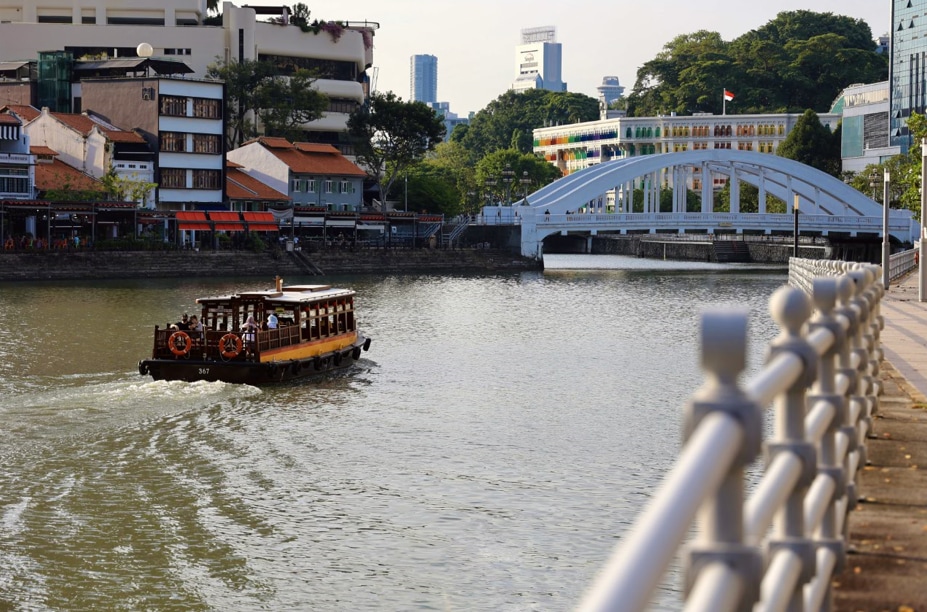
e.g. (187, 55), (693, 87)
(792, 194), (799, 258)
(502, 164), (514, 206)
(920, 139), (926, 302)
(882, 169), (891, 289)
(520, 170), (531, 205)
(484, 177), (497, 206)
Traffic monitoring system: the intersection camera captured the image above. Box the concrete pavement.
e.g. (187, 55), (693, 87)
(833, 271), (927, 611)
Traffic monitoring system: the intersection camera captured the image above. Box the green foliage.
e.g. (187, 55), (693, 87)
(256, 69), (328, 142)
(626, 11), (886, 116)
(347, 91), (446, 202)
(474, 149), (562, 205)
(405, 164), (462, 215)
(776, 109), (841, 176)
(100, 167), (157, 205)
(460, 89), (599, 159)
(207, 58), (326, 149)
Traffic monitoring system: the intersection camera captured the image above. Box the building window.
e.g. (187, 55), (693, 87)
(160, 132), (186, 152)
(324, 180), (334, 193)
(161, 168), (186, 189)
(291, 178), (301, 193)
(193, 170), (221, 190)
(306, 179), (316, 193)
(192, 98), (221, 119)
(192, 133), (220, 154)
(160, 95), (186, 117)
(339, 180), (351, 194)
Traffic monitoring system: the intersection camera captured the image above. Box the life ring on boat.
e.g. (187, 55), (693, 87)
(168, 331), (192, 357)
(363, 337), (372, 351)
(352, 347), (362, 360)
(219, 333), (243, 359)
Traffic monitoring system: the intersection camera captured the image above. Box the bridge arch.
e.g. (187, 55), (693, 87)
(511, 150), (917, 258)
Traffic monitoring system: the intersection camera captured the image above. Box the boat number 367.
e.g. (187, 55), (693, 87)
(198, 368), (210, 376)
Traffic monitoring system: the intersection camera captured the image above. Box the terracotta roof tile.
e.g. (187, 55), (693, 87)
(34, 158), (105, 193)
(49, 112), (147, 144)
(226, 166), (290, 202)
(30, 145), (58, 156)
(0, 113), (21, 125)
(0, 105), (40, 122)
(252, 138), (367, 177)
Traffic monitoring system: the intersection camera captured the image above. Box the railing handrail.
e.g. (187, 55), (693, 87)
(578, 258), (885, 611)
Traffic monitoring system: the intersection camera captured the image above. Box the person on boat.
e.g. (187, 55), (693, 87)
(188, 315), (204, 344)
(170, 313), (190, 331)
(241, 314), (258, 351)
(267, 312), (278, 330)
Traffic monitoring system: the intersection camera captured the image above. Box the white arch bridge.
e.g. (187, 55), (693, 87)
(484, 150), (919, 259)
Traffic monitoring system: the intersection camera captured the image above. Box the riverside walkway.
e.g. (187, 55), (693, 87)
(832, 271), (927, 610)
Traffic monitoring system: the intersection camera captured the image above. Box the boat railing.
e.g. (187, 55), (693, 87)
(153, 322), (353, 361)
(578, 260), (884, 611)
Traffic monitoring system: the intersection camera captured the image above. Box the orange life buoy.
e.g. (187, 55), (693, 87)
(219, 333), (243, 359)
(168, 331), (192, 357)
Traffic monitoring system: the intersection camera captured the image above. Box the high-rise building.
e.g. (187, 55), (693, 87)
(511, 26), (566, 94)
(597, 76), (625, 109)
(410, 54), (438, 103)
(890, 0), (927, 151)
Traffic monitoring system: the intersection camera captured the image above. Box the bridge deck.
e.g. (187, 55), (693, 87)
(834, 272), (927, 610)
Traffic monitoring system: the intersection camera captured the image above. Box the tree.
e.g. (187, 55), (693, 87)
(347, 91), (446, 204)
(474, 149), (563, 205)
(776, 109), (841, 176)
(626, 11), (886, 116)
(207, 58), (275, 149)
(256, 69), (328, 142)
(405, 164), (462, 216)
(460, 89), (599, 159)
(100, 167), (158, 206)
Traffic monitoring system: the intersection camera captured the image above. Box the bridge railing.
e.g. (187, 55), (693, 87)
(578, 260), (884, 611)
(889, 247), (918, 281)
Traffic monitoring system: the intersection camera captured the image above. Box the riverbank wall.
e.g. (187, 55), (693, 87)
(0, 248), (540, 282)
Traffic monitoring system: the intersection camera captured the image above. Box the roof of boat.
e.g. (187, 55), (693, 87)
(195, 284), (355, 305)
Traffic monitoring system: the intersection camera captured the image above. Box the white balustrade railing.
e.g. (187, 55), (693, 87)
(888, 247), (918, 282)
(578, 258), (885, 611)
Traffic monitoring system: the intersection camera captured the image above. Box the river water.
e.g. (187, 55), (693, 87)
(0, 255), (787, 611)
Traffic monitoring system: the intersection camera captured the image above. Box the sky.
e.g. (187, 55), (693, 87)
(238, 0), (890, 116)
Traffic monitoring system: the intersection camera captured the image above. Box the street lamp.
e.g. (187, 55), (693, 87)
(467, 190), (476, 215)
(792, 194), (799, 258)
(869, 170), (880, 201)
(882, 169), (891, 289)
(519, 170), (531, 205)
(502, 164), (515, 206)
(484, 177), (497, 206)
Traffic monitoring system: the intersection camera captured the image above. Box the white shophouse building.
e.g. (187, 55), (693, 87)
(0, 0), (376, 151)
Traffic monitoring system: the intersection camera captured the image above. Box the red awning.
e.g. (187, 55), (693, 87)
(208, 211), (241, 222)
(178, 222), (211, 230)
(243, 211), (279, 231)
(213, 222), (246, 231)
(176, 211), (208, 221)
(242, 211), (275, 222)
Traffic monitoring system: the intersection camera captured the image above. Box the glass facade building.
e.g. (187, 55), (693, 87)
(410, 54), (437, 103)
(890, 0), (927, 151)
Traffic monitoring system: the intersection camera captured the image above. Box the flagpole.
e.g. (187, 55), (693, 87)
(722, 90), (726, 116)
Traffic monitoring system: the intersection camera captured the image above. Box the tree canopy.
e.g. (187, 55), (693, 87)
(207, 58), (327, 149)
(776, 109), (841, 177)
(627, 11), (886, 116)
(347, 91), (446, 204)
(459, 89), (600, 159)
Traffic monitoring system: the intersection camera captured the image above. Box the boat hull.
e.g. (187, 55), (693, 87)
(139, 335), (371, 384)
